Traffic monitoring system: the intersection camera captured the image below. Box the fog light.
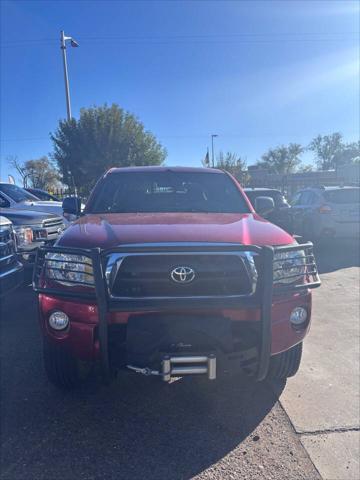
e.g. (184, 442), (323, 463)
(290, 307), (308, 327)
(48, 311), (69, 330)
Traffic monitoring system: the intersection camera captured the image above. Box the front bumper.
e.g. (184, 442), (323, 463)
(18, 240), (57, 269)
(38, 290), (312, 364)
(34, 242), (320, 381)
(18, 246), (40, 268)
(0, 261), (24, 297)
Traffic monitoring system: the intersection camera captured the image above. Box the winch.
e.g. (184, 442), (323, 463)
(127, 354), (217, 382)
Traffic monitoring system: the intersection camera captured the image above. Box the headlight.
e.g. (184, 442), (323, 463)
(0, 223), (12, 233)
(273, 249), (306, 284)
(45, 253), (94, 286)
(33, 228), (48, 240)
(14, 226), (33, 246)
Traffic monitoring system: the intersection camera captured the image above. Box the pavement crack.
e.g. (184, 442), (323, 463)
(299, 426), (360, 436)
(276, 399), (323, 479)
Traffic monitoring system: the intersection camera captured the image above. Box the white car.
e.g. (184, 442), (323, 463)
(0, 183), (70, 224)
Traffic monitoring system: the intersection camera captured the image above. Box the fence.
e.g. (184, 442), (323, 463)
(49, 165), (359, 202)
(50, 188), (89, 202)
(241, 166), (360, 197)
(50, 189), (74, 200)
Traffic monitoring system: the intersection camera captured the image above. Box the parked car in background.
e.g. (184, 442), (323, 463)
(290, 186), (360, 241)
(25, 188), (60, 202)
(244, 188), (293, 233)
(0, 209), (66, 270)
(0, 216), (23, 296)
(0, 183), (68, 223)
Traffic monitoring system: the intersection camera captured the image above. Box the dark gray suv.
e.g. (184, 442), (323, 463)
(291, 186), (360, 240)
(0, 208), (65, 269)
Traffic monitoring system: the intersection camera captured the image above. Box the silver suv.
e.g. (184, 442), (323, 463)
(291, 186), (360, 240)
(0, 183), (67, 223)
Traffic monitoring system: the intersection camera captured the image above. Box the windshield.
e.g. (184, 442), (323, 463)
(89, 171), (251, 214)
(28, 189), (59, 201)
(0, 184), (39, 203)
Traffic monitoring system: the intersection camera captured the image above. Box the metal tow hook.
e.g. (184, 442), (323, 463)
(127, 365), (161, 376)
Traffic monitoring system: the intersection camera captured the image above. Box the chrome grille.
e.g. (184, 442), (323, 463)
(0, 225), (17, 271)
(43, 218), (64, 229)
(109, 252), (255, 299)
(34, 217), (64, 241)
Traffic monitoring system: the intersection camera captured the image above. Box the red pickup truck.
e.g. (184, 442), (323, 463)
(33, 167), (320, 390)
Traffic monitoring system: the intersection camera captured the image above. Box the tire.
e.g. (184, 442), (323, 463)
(43, 340), (87, 390)
(302, 220), (316, 242)
(267, 342), (302, 380)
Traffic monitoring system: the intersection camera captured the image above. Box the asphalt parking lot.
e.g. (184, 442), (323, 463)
(0, 239), (359, 480)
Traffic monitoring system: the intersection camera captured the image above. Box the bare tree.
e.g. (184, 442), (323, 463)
(7, 156), (26, 185)
(7, 155), (60, 189)
(215, 151), (249, 182)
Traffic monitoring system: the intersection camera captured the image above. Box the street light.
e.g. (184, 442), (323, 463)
(211, 134), (218, 168)
(60, 30), (79, 121)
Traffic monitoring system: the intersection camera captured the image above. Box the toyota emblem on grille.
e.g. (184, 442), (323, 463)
(170, 266), (196, 284)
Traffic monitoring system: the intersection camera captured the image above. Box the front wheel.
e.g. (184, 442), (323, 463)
(267, 343), (302, 380)
(43, 340), (90, 390)
(302, 219), (319, 242)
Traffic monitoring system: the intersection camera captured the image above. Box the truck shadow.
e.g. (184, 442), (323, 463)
(1, 298), (285, 480)
(313, 238), (360, 274)
(5, 376), (284, 480)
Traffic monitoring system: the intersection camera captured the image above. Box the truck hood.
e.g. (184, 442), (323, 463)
(16, 201), (69, 224)
(0, 208), (62, 226)
(18, 200), (63, 214)
(57, 212), (294, 248)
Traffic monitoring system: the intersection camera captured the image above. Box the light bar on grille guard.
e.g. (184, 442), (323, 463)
(33, 246), (97, 299)
(272, 242), (320, 293)
(33, 242), (320, 300)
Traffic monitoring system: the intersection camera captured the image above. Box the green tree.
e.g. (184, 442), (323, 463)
(336, 140), (360, 166)
(308, 133), (359, 170)
(256, 143), (303, 174)
(214, 151), (249, 182)
(308, 132), (344, 170)
(51, 104), (167, 193)
(9, 155), (60, 189)
(297, 164), (314, 173)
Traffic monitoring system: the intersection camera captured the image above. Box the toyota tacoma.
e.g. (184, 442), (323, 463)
(33, 167), (320, 390)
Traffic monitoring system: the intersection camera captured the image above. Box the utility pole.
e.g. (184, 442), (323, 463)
(211, 134), (218, 168)
(60, 30), (79, 121)
(60, 31), (79, 197)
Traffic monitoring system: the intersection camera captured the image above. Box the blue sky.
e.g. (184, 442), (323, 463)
(1, 0), (359, 182)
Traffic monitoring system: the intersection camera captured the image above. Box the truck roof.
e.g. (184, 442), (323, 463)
(301, 185), (359, 191)
(244, 187), (281, 192)
(106, 166), (224, 175)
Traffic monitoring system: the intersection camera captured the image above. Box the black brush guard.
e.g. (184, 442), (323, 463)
(33, 242), (321, 382)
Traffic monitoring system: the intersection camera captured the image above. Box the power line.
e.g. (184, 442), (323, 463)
(2, 131), (359, 143)
(0, 137), (50, 143)
(1, 31), (358, 47)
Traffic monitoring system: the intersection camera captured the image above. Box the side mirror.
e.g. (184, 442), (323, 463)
(62, 196), (81, 216)
(254, 196), (275, 216)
